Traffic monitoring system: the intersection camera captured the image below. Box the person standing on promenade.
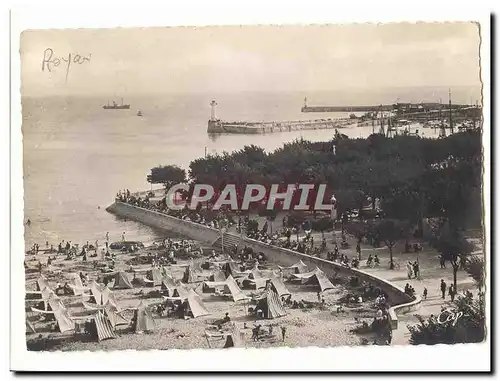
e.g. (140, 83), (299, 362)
(356, 242), (361, 259)
(440, 279), (447, 299)
(106, 232), (110, 242)
(439, 255), (446, 269)
(121, 232), (125, 241)
(448, 285), (456, 302)
(413, 261), (420, 279)
(423, 287), (428, 300)
(407, 261), (413, 279)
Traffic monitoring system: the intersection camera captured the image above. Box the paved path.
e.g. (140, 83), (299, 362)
(238, 214), (480, 345)
(321, 230), (478, 345)
(218, 211), (480, 345)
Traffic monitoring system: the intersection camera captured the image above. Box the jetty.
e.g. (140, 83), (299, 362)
(207, 100), (352, 134)
(301, 96), (481, 122)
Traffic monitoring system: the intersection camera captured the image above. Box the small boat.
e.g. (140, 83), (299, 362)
(137, 111), (143, 117)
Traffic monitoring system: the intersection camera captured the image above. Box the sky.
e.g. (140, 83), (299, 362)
(20, 23), (482, 97)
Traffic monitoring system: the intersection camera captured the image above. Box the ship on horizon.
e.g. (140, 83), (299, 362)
(103, 98), (130, 110)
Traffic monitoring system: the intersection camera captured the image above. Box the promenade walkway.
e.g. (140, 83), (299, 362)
(235, 214), (480, 345)
(296, 229), (479, 345)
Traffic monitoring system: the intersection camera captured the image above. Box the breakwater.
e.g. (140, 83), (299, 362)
(207, 118), (352, 134)
(106, 201), (421, 331)
(302, 105), (393, 113)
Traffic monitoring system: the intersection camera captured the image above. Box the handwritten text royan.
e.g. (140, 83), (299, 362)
(41, 48), (92, 82)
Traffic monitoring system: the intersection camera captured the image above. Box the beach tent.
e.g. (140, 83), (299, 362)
(31, 297), (75, 333)
(249, 266), (264, 280)
(47, 293), (66, 312)
(254, 281), (287, 319)
(100, 286), (112, 305)
(104, 301), (129, 328)
(87, 311), (116, 341)
(32, 293), (75, 333)
(36, 276), (49, 292)
(66, 273), (88, 296)
(112, 271), (133, 289)
(202, 270), (226, 292)
(224, 323), (243, 348)
(183, 289), (210, 318)
(88, 280), (102, 304)
(280, 260), (308, 274)
(223, 262), (250, 279)
(175, 283), (190, 300)
(145, 268), (163, 286)
(269, 276), (291, 298)
(292, 267), (335, 293)
(133, 301), (156, 333)
(161, 274), (181, 296)
(26, 320), (36, 334)
(223, 275), (250, 302)
(242, 275), (267, 290)
(205, 322), (242, 348)
(210, 269), (226, 282)
(53, 308), (76, 333)
(33, 286), (56, 310)
(191, 261), (204, 273)
(202, 280), (227, 293)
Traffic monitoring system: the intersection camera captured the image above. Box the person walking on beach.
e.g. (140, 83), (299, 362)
(440, 279), (447, 299)
(121, 232), (125, 241)
(281, 326), (287, 342)
(106, 232), (110, 242)
(94, 240), (99, 253)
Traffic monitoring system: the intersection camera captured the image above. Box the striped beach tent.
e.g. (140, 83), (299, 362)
(254, 281), (287, 319)
(92, 311), (116, 341)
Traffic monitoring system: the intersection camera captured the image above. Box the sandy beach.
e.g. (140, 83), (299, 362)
(25, 242), (384, 351)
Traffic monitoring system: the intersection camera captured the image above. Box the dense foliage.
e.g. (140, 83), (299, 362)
(192, 132), (479, 220)
(408, 292), (486, 345)
(147, 165), (186, 188)
(152, 131), (482, 233)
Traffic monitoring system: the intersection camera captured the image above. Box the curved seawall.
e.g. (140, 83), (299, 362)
(106, 201), (421, 332)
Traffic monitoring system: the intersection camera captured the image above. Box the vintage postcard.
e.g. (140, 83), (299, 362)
(10, 7), (491, 372)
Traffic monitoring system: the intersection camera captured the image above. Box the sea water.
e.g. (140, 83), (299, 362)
(21, 91), (448, 249)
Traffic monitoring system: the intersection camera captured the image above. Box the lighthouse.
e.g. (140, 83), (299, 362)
(210, 100), (218, 121)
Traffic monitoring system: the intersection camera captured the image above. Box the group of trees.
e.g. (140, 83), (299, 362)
(146, 130), (484, 345)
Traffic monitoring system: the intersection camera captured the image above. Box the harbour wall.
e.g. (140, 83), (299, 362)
(207, 119), (351, 134)
(106, 201), (421, 330)
(302, 105), (393, 113)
